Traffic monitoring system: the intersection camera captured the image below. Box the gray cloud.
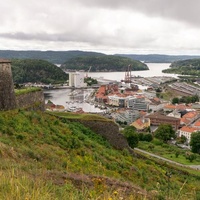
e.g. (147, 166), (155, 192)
(75, 0), (200, 26)
(0, 0), (199, 54)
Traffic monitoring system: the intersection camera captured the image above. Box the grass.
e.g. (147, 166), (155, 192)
(138, 139), (200, 165)
(15, 87), (42, 96)
(0, 109), (200, 199)
(48, 111), (112, 121)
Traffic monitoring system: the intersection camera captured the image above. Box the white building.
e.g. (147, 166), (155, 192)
(167, 110), (181, 118)
(69, 71), (87, 88)
(179, 126), (198, 144)
(108, 95), (126, 107)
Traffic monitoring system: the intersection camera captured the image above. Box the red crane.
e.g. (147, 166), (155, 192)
(121, 65), (132, 83)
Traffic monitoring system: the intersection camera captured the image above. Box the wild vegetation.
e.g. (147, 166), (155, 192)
(61, 55), (148, 72)
(15, 87), (42, 96)
(84, 77), (98, 86)
(172, 95), (199, 104)
(138, 138), (200, 166)
(0, 110), (200, 199)
(11, 59), (68, 84)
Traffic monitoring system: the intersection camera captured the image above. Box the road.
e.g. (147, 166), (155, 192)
(134, 148), (200, 170)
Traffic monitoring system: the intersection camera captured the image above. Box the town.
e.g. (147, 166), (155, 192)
(45, 69), (200, 150)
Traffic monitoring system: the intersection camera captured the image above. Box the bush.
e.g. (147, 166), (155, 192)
(123, 126), (139, 149)
(143, 134), (153, 142)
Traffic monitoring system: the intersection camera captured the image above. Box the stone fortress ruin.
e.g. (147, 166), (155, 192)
(0, 59), (16, 111)
(0, 59), (45, 111)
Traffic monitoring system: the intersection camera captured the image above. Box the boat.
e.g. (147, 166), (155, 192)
(66, 106), (82, 112)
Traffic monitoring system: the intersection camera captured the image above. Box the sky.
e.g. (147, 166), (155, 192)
(1, 0), (200, 55)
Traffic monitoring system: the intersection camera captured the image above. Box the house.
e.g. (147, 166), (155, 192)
(130, 118), (150, 131)
(149, 97), (164, 112)
(179, 126), (198, 144)
(193, 120), (200, 129)
(163, 104), (176, 112)
(95, 85), (108, 103)
(167, 110), (181, 118)
(180, 111), (199, 126)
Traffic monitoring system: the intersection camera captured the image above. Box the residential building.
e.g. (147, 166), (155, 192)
(163, 104), (176, 112)
(95, 85), (108, 103)
(130, 118), (150, 131)
(179, 126), (198, 143)
(149, 101), (164, 112)
(167, 110), (181, 118)
(193, 120), (200, 129)
(180, 111), (199, 126)
(146, 113), (180, 130)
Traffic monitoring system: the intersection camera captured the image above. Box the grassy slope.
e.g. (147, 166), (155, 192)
(15, 87), (42, 96)
(138, 139), (200, 165)
(0, 110), (200, 199)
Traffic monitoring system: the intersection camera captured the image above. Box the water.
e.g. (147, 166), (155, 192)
(44, 63), (175, 112)
(89, 63), (177, 82)
(44, 88), (104, 113)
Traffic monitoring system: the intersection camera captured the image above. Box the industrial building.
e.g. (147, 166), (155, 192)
(69, 71), (87, 88)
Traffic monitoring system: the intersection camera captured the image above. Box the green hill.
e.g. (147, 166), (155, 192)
(116, 54), (200, 63)
(0, 109), (200, 199)
(0, 50), (105, 64)
(163, 59), (200, 76)
(1, 50), (200, 64)
(61, 55), (148, 72)
(11, 59), (68, 84)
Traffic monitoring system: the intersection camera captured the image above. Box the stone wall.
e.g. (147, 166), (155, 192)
(0, 60), (16, 110)
(16, 90), (45, 111)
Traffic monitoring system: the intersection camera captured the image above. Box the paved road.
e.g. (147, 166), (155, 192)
(135, 148), (200, 170)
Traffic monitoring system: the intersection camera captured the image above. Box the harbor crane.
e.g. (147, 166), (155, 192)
(86, 66), (92, 78)
(121, 65), (132, 83)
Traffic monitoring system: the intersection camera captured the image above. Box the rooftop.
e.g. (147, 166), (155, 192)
(180, 126), (198, 133)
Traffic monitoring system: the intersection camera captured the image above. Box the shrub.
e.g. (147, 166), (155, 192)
(143, 134), (153, 142)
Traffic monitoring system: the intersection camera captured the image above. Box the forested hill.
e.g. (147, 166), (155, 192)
(170, 59), (200, 68)
(0, 50), (104, 64)
(162, 59), (200, 76)
(1, 50), (200, 64)
(116, 54), (200, 63)
(60, 55), (148, 72)
(11, 59), (68, 84)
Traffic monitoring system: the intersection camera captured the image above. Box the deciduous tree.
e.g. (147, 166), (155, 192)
(154, 124), (175, 143)
(190, 132), (200, 154)
(123, 126), (138, 148)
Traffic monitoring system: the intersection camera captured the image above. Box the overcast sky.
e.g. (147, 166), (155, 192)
(1, 0), (200, 55)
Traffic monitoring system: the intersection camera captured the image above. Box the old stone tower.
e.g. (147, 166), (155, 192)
(0, 59), (16, 110)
